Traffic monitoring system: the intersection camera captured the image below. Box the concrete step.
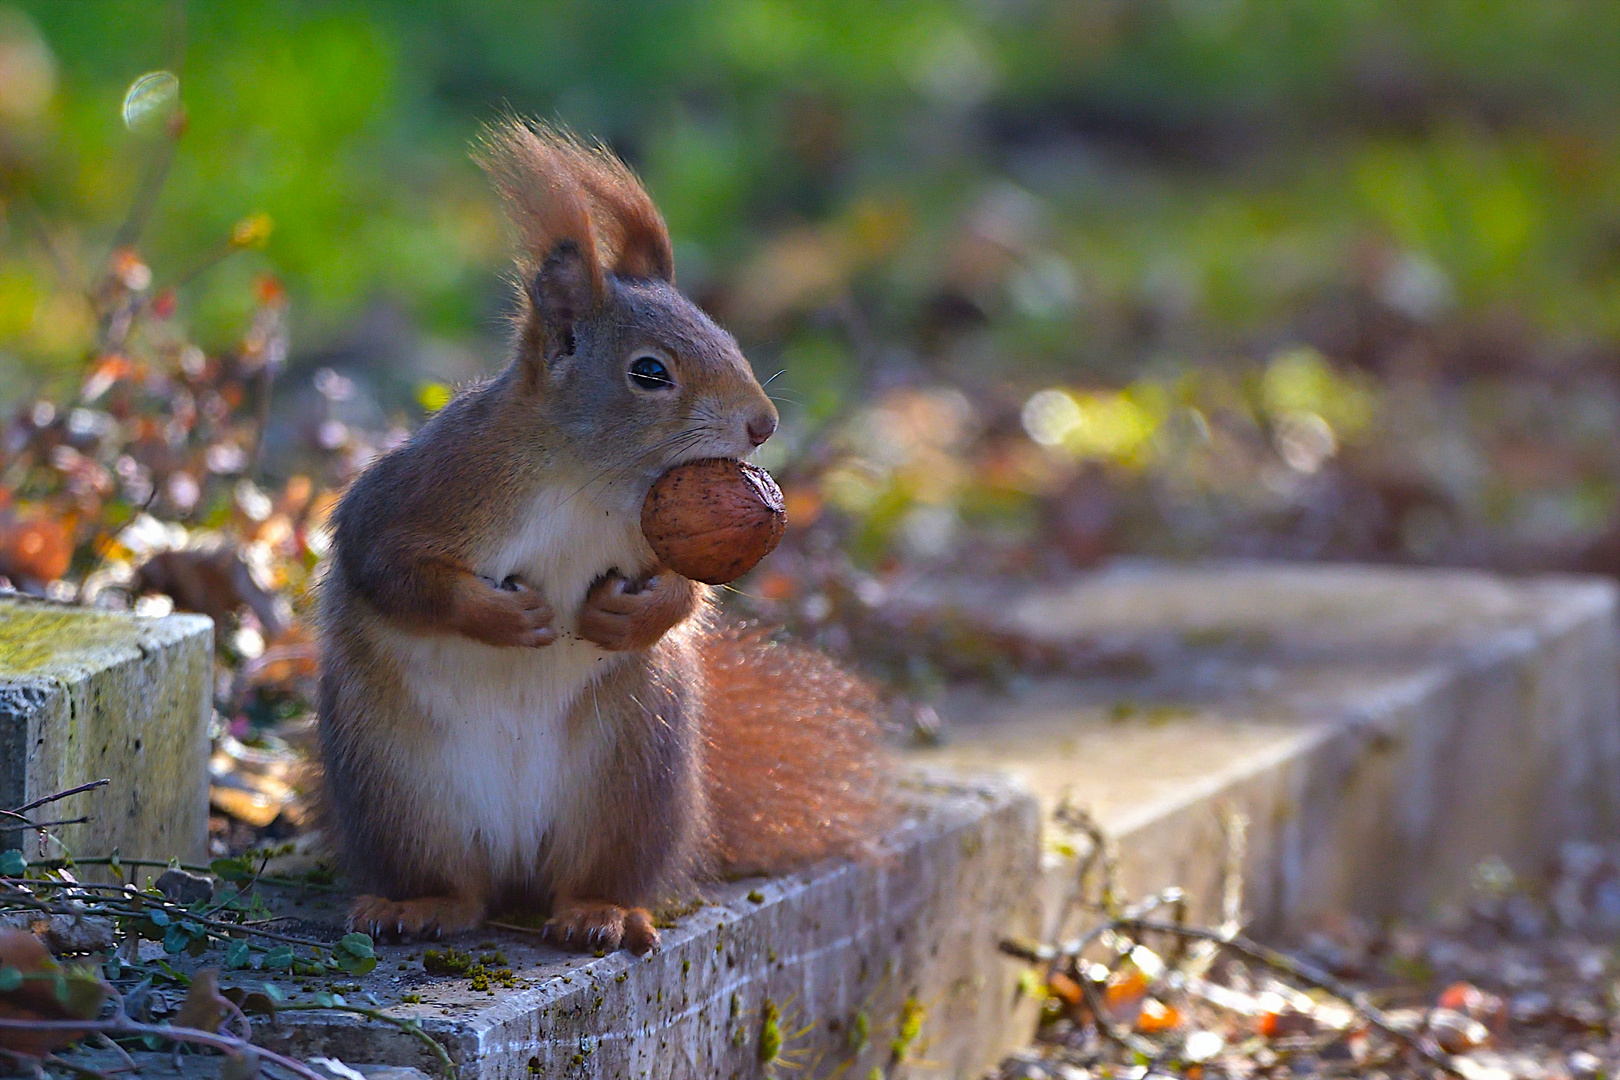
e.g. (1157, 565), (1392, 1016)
(250, 777), (1040, 1080)
(909, 564), (1620, 934)
(0, 596), (212, 865)
(20, 565), (1620, 1079)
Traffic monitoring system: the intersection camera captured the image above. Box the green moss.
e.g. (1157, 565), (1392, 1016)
(465, 962), (515, 992)
(889, 997), (925, 1064)
(758, 998), (781, 1064)
(0, 603), (159, 675)
(848, 1010), (870, 1053)
(421, 948), (472, 976)
(652, 897), (706, 928)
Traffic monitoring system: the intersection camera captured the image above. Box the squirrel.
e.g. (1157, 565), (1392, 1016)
(314, 119), (886, 955)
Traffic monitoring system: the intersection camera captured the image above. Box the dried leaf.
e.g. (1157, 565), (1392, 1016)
(0, 928), (109, 1057)
(173, 968), (230, 1034)
(1134, 997), (1180, 1034)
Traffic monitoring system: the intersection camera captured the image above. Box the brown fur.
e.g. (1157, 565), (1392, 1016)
(577, 569), (700, 652)
(315, 118), (885, 953)
(475, 118), (675, 368)
(703, 625), (890, 874)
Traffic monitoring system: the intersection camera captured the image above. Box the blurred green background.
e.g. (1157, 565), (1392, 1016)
(9, 0), (1620, 582)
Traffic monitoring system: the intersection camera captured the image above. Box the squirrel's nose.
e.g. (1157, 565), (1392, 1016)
(746, 411), (777, 447)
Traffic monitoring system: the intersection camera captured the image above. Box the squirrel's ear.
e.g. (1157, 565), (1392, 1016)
(525, 240), (595, 371)
(610, 209), (673, 283)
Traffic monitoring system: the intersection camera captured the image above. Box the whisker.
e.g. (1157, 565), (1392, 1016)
(762, 369), (787, 387)
(504, 415), (731, 533)
(590, 681), (608, 744)
(714, 582), (773, 602)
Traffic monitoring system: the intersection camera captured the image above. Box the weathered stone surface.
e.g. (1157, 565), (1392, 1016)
(34, 563), (1619, 1079)
(0, 597), (212, 865)
(907, 564), (1620, 933)
(251, 776), (1040, 1080)
(57, 1050), (433, 1080)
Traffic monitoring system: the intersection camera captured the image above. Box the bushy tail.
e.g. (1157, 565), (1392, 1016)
(702, 624), (891, 875)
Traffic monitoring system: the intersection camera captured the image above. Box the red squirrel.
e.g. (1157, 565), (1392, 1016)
(315, 119), (886, 954)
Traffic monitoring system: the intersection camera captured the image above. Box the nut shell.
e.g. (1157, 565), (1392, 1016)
(641, 459), (786, 585)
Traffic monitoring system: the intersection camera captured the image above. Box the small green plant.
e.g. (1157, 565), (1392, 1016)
(757, 996), (815, 1074)
(758, 998), (782, 1064)
(422, 948), (472, 976)
(889, 996), (926, 1064)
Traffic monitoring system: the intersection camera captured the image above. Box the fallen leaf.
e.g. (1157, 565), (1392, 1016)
(0, 928), (109, 1057)
(1135, 997), (1181, 1034)
(173, 968), (230, 1034)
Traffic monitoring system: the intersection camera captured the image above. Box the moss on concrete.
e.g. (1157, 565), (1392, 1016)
(0, 598), (212, 867)
(0, 603), (151, 675)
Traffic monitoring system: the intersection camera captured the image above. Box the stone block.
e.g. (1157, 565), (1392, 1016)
(248, 776), (1040, 1080)
(0, 597), (213, 865)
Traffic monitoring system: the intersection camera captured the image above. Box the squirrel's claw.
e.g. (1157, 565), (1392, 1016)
(451, 573), (557, 648)
(349, 894), (482, 941)
(540, 901), (659, 955)
(576, 570), (696, 652)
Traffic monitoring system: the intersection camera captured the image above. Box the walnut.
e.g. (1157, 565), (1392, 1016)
(640, 459), (786, 585)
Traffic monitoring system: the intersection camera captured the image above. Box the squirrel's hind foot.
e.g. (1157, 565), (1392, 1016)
(540, 901), (658, 955)
(350, 894), (484, 941)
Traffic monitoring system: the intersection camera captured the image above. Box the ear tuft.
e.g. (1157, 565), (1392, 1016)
(475, 119), (607, 301)
(475, 117), (674, 293)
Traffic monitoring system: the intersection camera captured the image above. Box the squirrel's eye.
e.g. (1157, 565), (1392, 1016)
(628, 354), (674, 391)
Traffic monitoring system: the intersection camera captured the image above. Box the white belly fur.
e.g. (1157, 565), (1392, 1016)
(373, 483), (654, 880)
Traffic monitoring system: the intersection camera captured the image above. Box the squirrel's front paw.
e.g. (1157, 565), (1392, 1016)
(452, 575), (556, 648)
(577, 570), (696, 651)
(541, 901), (658, 955)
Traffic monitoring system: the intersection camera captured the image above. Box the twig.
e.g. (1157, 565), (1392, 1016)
(485, 920), (547, 937)
(2, 879), (139, 893)
(13, 779), (111, 815)
(44, 1051), (134, 1078)
(1074, 960), (1159, 1060)
(1002, 801), (1462, 1079)
(0, 1016), (325, 1080)
(0, 887), (330, 949)
(1217, 806), (1247, 934)
(1052, 799), (1120, 931)
(92, 1032), (138, 1073)
(0, 815), (92, 831)
(280, 1003), (456, 1079)
(38, 856), (344, 894)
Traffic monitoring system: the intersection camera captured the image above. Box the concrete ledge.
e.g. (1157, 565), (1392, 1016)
(33, 564), (1619, 1078)
(0, 598), (212, 864)
(906, 564), (1620, 934)
(254, 776), (1040, 1080)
